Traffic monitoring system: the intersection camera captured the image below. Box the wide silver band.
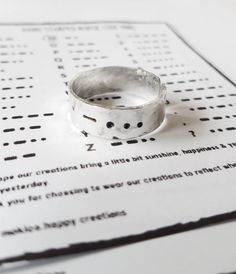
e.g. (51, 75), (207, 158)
(68, 66), (166, 140)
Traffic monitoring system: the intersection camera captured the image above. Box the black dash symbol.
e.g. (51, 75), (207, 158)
(173, 90), (181, 93)
(196, 88), (204, 90)
(194, 97), (202, 100)
(200, 118), (210, 121)
(208, 86), (216, 89)
(217, 95), (225, 97)
(43, 113), (54, 116)
(4, 156), (17, 161)
(83, 115), (96, 122)
(2, 87), (11, 90)
(3, 128), (15, 132)
(29, 125), (41, 129)
(23, 153), (36, 158)
(213, 116), (222, 120)
(181, 99), (190, 102)
(226, 127), (236, 131)
(16, 86), (25, 89)
(166, 82), (174, 85)
(127, 140), (138, 144)
(229, 93), (236, 96)
(185, 89), (193, 92)
(14, 140), (27, 145)
(112, 96), (121, 99)
(217, 105), (225, 108)
(205, 96), (214, 99)
(189, 79), (196, 82)
(111, 142), (123, 146)
(12, 116), (23, 119)
(16, 77), (25, 80)
(28, 114), (39, 118)
(198, 107), (206, 110)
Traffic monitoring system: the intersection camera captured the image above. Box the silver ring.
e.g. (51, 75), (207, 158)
(68, 66), (166, 140)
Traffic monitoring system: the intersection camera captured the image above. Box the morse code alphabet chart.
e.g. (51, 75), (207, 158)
(0, 22), (236, 263)
(0, 22), (236, 162)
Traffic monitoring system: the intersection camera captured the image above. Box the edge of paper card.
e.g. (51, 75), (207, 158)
(1, 210), (236, 266)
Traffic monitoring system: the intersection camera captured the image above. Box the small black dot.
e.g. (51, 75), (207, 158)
(137, 122), (143, 128)
(3, 142), (9, 146)
(150, 137), (155, 141)
(124, 123), (130, 129)
(41, 137), (46, 141)
(104, 97), (109, 100)
(2, 117), (7, 120)
(97, 98), (102, 101)
(141, 139), (147, 142)
(106, 121), (114, 128)
(31, 139), (36, 142)
(19, 127), (25, 130)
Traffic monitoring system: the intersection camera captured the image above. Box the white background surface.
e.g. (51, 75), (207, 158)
(0, 0), (236, 273)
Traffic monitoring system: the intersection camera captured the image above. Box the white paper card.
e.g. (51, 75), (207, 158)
(0, 22), (236, 262)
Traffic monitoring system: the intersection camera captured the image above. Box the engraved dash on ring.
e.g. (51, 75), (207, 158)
(83, 115), (97, 122)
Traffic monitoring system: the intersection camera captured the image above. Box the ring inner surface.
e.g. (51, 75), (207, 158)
(72, 67), (160, 108)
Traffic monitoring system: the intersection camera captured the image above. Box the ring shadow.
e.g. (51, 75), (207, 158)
(143, 108), (202, 140)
